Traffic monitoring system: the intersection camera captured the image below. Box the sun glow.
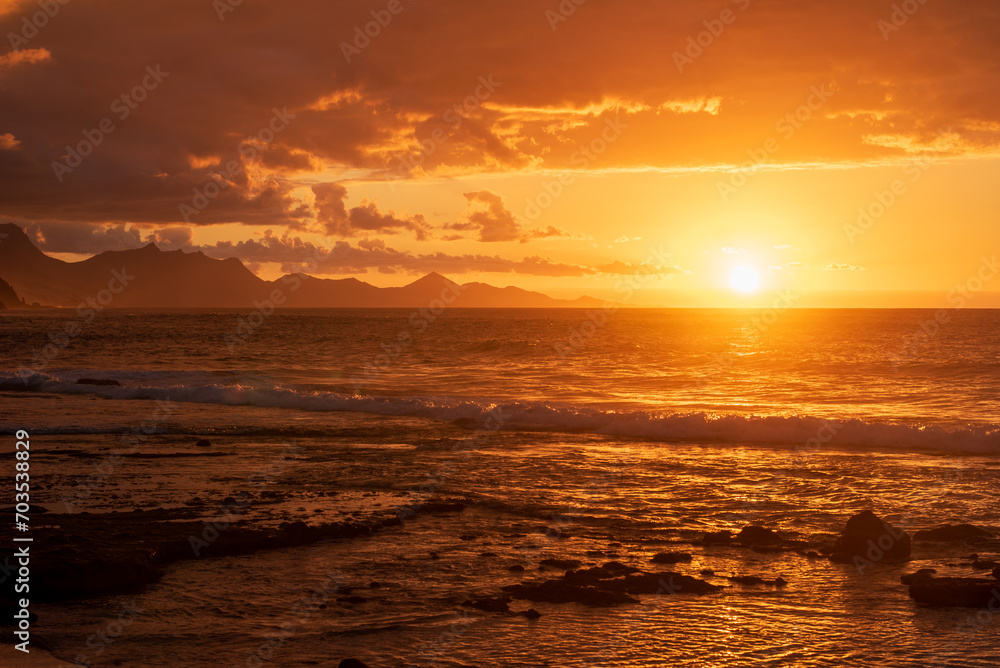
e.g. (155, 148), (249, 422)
(729, 265), (761, 293)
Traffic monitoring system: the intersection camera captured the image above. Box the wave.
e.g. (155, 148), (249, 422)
(2, 370), (998, 454)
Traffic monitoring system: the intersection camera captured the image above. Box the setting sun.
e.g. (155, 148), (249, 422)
(729, 265), (761, 294)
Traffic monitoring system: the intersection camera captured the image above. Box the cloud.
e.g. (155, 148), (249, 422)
(198, 231), (670, 278)
(595, 260), (689, 276)
(0, 47), (50, 74)
(0, 133), (18, 150)
(823, 263), (866, 271)
(0, 0), (999, 232)
(15, 220), (193, 253)
(449, 190), (569, 243)
(313, 183), (430, 240)
(459, 190), (522, 242)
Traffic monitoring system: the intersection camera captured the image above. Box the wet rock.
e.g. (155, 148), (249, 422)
(829, 510), (910, 566)
(993, 566), (1000, 580)
(736, 525), (781, 545)
(727, 575), (787, 587)
(339, 595), (367, 605)
(195, 439), (212, 447)
(77, 378), (121, 386)
(702, 530), (734, 545)
(503, 580), (638, 607)
(502, 561), (721, 608)
(914, 524), (993, 543)
(900, 569), (937, 585)
(521, 608), (542, 619)
(539, 558), (581, 570)
(369, 582), (382, 589)
(970, 558), (1000, 571)
(908, 576), (1000, 608)
(479, 552), (499, 557)
(462, 596), (511, 613)
(338, 660), (372, 668)
(804, 551), (821, 560)
(651, 551), (692, 565)
(700, 569), (715, 577)
(508, 565), (525, 572)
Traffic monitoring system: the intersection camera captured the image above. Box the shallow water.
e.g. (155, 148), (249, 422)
(3, 309), (999, 666)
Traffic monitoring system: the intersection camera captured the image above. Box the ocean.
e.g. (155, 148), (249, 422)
(1, 308), (999, 667)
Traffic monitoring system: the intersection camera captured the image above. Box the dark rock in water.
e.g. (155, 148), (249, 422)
(479, 551), (499, 557)
(339, 660), (372, 668)
(702, 530), (734, 545)
(804, 551), (821, 560)
(508, 565), (525, 572)
(774, 577), (788, 587)
(700, 569), (715, 577)
(502, 561), (721, 608)
(829, 510), (911, 567)
(521, 608), (542, 619)
(908, 576), (1000, 608)
(539, 558), (582, 570)
(369, 581), (382, 589)
(914, 524), (994, 543)
(462, 596), (511, 613)
(196, 439), (212, 447)
(737, 525), (781, 545)
(900, 569), (937, 585)
(651, 551), (692, 564)
(77, 378), (121, 386)
(970, 558), (1000, 571)
(339, 595), (367, 605)
(503, 580), (638, 607)
(429, 552), (440, 560)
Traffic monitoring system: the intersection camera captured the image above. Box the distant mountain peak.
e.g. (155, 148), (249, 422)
(405, 272), (460, 288)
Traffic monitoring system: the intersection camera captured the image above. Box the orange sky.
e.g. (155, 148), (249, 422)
(1, 0), (999, 306)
